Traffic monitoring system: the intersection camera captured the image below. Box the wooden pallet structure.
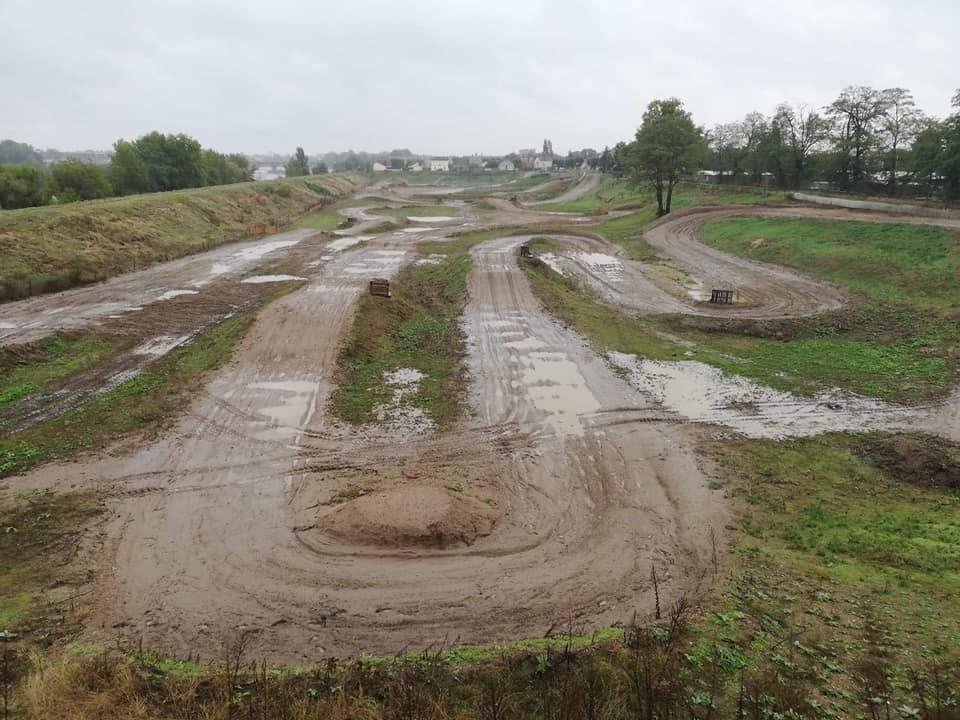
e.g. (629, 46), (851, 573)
(709, 288), (735, 305)
(369, 278), (391, 298)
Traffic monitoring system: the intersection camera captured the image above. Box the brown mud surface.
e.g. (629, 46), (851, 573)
(0, 180), (957, 662)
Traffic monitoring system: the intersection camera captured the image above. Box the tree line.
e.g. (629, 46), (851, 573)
(612, 86), (960, 216)
(0, 132), (253, 210)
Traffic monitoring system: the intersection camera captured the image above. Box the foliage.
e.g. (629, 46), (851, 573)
(0, 165), (50, 209)
(620, 98), (705, 216)
(285, 146), (311, 178)
(0, 140), (41, 166)
(50, 160), (111, 202)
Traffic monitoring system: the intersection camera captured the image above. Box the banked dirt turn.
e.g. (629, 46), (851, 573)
(1, 184), (957, 661)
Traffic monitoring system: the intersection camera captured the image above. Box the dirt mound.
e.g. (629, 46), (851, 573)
(856, 433), (960, 490)
(318, 485), (499, 548)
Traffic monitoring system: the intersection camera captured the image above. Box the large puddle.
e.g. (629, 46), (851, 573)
(608, 351), (919, 439)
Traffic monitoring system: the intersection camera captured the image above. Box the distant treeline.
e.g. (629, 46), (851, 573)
(0, 133), (253, 210)
(597, 86), (960, 204)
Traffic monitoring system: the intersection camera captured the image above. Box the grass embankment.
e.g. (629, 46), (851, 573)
(538, 175), (785, 214)
(11, 429), (960, 719)
(0, 174), (363, 301)
(0, 286), (294, 478)
(0, 334), (130, 408)
(522, 214), (959, 401)
(330, 244), (473, 428)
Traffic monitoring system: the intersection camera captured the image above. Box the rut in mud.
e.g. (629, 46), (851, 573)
(1, 177), (957, 662)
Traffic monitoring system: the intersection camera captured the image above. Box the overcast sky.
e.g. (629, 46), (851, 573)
(2, 0), (957, 156)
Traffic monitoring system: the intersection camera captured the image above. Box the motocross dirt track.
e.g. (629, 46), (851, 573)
(2, 180), (957, 661)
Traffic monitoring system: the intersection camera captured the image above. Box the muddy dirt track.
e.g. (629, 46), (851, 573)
(1, 181), (957, 660)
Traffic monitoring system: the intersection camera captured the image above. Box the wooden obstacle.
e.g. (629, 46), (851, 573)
(709, 289), (735, 305)
(519, 244), (532, 258)
(369, 278), (391, 298)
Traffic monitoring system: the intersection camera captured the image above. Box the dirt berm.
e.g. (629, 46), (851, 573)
(0, 173), (364, 302)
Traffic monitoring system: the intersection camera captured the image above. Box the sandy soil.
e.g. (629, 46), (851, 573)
(1, 184), (956, 662)
(524, 171), (601, 207)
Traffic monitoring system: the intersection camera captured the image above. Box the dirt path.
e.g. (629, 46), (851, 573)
(2, 185), (956, 663)
(525, 171), (601, 207)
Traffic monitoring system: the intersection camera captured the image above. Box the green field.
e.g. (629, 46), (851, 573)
(702, 216), (960, 312)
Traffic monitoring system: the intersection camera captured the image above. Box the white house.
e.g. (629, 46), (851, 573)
(497, 159), (516, 172)
(429, 158), (451, 172)
(372, 162), (387, 172)
(533, 156), (554, 171)
(407, 161), (424, 172)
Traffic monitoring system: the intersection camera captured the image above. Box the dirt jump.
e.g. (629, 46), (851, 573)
(1, 178), (957, 661)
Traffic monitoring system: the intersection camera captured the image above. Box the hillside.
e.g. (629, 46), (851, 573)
(0, 174), (365, 301)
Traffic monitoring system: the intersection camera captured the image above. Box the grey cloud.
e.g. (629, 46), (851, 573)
(1, 0), (957, 154)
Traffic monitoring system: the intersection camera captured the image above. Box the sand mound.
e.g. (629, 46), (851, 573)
(319, 486), (499, 548)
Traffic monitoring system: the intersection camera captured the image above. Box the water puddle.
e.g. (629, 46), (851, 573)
(0, 321), (17, 330)
(522, 351), (601, 436)
(375, 367), (434, 435)
(247, 380), (318, 442)
(538, 253), (566, 276)
(158, 289), (199, 301)
(198, 237), (304, 284)
(241, 274), (306, 284)
(571, 252), (623, 280)
(408, 216), (459, 223)
(133, 335), (191, 357)
(327, 236), (370, 252)
(607, 351), (918, 439)
(414, 254), (445, 266)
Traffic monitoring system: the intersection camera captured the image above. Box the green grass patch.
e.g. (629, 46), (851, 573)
(592, 210), (660, 260)
(0, 307), (266, 478)
(702, 216), (960, 313)
(0, 490), (103, 639)
(704, 432), (960, 710)
(331, 249), (471, 428)
(0, 333), (130, 408)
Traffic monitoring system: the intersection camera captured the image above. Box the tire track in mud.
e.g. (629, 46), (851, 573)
(7, 224), (724, 662)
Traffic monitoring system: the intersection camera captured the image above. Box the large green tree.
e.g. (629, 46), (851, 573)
(0, 164), (50, 209)
(285, 147), (311, 178)
(826, 86), (890, 190)
(623, 99), (704, 216)
(109, 139), (150, 195)
(51, 159), (112, 202)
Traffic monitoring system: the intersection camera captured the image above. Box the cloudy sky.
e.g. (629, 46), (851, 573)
(2, 0), (957, 155)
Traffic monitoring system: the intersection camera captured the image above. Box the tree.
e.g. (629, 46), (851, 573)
(708, 122), (746, 183)
(285, 147), (310, 178)
(109, 139), (150, 195)
(826, 86), (890, 190)
(623, 98), (704, 216)
(50, 159), (112, 202)
(200, 150), (253, 186)
(0, 164), (50, 209)
(879, 88), (922, 194)
(0, 139), (41, 165)
(773, 103), (827, 188)
(311, 161), (329, 174)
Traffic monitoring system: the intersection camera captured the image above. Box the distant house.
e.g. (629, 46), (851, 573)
(533, 156), (554, 171)
(372, 162), (388, 172)
(498, 159), (516, 172)
(407, 161), (424, 172)
(430, 158), (450, 172)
